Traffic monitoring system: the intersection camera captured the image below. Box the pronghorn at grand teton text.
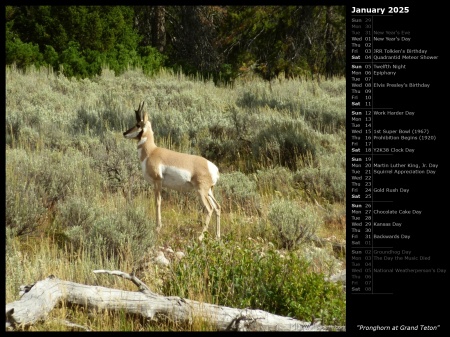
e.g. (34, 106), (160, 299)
(123, 101), (221, 241)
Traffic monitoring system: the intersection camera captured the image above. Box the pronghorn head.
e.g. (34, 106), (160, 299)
(123, 101), (151, 140)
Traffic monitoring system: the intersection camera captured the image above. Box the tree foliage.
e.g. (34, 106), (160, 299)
(6, 5), (345, 81)
(165, 6), (227, 77)
(218, 6), (346, 80)
(5, 6), (165, 78)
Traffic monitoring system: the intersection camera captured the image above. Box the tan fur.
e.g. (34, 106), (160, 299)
(124, 102), (221, 241)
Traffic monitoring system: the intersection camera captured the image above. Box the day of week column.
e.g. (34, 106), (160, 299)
(349, 13), (373, 294)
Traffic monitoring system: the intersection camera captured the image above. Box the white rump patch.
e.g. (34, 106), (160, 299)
(207, 161), (219, 186)
(160, 165), (193, 192)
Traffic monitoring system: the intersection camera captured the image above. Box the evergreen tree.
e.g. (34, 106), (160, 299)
(5, 5), (345, 80)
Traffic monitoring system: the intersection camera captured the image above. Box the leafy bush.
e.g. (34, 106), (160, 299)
(59, 41), (90, 78)
(164, 238), (345, 326)
(5, 38), (43, 69)
(43, 45), (59, 69)
(268, 199), (320, 249)
(138, 46), (167, 75)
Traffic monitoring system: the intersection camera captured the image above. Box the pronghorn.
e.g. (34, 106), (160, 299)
(123, 101), (221, 241)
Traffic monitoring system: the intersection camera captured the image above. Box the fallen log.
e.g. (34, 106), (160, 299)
(5, 271), (344, 331)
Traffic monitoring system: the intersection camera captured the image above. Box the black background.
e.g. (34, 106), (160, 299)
(347, 2), (448, 335)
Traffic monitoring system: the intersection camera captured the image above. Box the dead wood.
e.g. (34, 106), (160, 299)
(5, 271), (344, 331)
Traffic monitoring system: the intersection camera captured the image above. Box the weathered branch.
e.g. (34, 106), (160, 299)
(5, 272), (344, 331)
(92, 269), (157, 295)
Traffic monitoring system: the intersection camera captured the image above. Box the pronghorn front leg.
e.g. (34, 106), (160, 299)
(154, 179), (163, 231)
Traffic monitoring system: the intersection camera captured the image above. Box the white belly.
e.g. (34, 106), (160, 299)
(160, 165), (194, 192)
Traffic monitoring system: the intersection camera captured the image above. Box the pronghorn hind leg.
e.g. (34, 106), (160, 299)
(208, 189), (221, 239)
(198, 190), (214, 241)
(154, 179), (163, 232)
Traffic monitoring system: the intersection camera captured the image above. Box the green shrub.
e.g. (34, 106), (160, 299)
(5, 147), (100, 235)
(57, 197), (156, 261)
(294, 166), (345, 203)
(268, 199), (320, 249)
(6, 38), (43, 69)
(197, 107), (256, 171)
(138, 46), (167, 75)
(34, 149), (94, 206)
(151, 108), (190, 147)
(215, 171), (261, 216)
(198, 137), (250, 170)
(5, 105), (44, 147)
(252, 120), (319, 170)
(299, 244), (344, 276)
(255, 166), (294, 197)
(74, 98), (129, 137)
(88, 132), (144, 196)
(5, 147), (76, 233)
(17, 126), (41, 148)
(43, 45), (60, 70)
(60, 41), (90, 78)
(6, 169), (46, 236)
(164, 238), (345, 326)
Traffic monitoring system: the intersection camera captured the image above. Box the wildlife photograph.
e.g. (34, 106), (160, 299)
(5, 6), (346, 331)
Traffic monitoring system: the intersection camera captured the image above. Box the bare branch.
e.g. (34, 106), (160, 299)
(93, 269), (157, 295)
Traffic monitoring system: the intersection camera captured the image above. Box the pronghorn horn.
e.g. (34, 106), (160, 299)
(138, 101), (145, 115)
(135, 101), (145, 121)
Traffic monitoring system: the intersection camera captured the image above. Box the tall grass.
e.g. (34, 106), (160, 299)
(6, 65), (345, 331)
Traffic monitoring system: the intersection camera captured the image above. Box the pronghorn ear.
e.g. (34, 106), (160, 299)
(143, 112), (148, 123)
